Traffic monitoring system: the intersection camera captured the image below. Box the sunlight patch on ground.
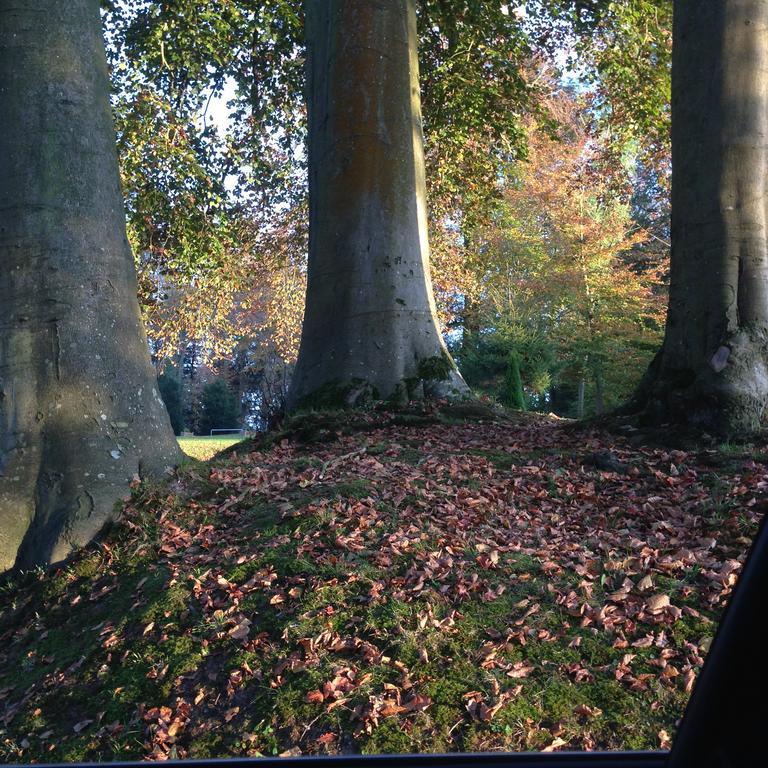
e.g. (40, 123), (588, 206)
(178, 436), (245, 460)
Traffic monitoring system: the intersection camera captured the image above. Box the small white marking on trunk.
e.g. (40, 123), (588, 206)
(710, 346), (731, 373)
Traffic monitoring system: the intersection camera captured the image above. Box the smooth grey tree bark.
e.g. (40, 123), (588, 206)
(635, 0), (768, 434)
(289, 0), (469, 408)
(0, 0), (182, 572)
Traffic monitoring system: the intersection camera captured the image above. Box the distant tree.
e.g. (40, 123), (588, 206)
(157, 369), (184, 436)
(468, 91), (665, 415)
(197, 380), (241, 436)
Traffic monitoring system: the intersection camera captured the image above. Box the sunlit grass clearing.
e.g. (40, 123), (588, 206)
(178, 436), (245, 460)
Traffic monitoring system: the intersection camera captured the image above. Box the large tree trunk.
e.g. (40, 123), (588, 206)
(0, 0), (182, 572)
(636, 0), (768, 434)
(289, 0), (469, 408)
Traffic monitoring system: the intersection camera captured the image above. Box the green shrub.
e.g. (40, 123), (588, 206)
(502, 352), (526, 410)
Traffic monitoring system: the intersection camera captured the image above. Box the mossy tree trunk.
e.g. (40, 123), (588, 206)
(288, 0), (468, 408)
(635, 0), (768, 434)
(0, 0), (182, 572)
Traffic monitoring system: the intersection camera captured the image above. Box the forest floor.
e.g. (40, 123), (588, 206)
(1, 404), (766, 762)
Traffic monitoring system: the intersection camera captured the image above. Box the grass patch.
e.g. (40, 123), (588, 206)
(178, 436), (246, 461)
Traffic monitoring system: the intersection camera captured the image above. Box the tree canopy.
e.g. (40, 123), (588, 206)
(99, 0), (672, 423)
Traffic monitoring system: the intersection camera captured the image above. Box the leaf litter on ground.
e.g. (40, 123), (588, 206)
(0, 408), (765, 761)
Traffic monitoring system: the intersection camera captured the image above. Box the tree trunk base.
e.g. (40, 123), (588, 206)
(291, 362), (469, 412)
(0, 382), (182, 574)
(630, 329), (768, 436)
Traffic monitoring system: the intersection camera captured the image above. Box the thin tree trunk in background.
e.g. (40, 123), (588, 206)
(594, 369), (605, 416)
(460, 295), (480, 356)
(0, 0), (181, 572)
(577, 379), (586, 420)
(634, 0), (768, 434)
(289, 0), (468, 408)
(171, 331), (187, 424)
(459, 224), (479, 358)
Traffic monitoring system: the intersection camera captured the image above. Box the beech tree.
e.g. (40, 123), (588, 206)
(0, 0), (181, 572)
(633, 0), (768, 433)
(289, 0), (469, 407)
